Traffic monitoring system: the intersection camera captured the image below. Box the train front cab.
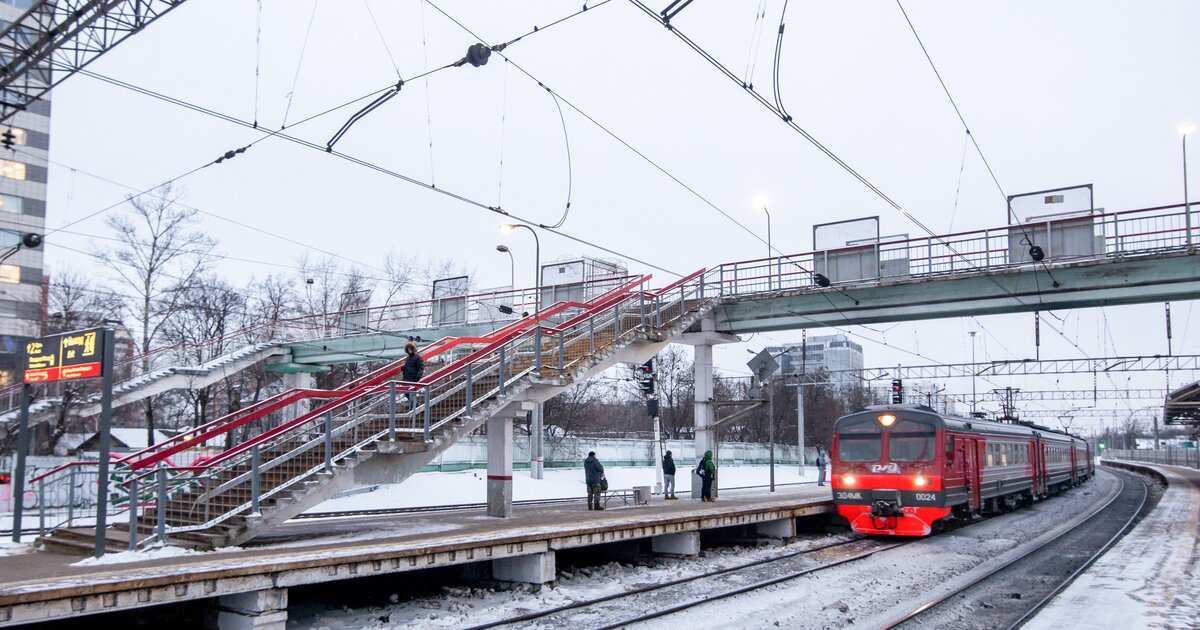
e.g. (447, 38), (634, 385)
(831, 409), (952, 536)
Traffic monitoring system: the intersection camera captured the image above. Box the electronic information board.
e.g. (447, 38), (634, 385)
(22, 328), (107, 383)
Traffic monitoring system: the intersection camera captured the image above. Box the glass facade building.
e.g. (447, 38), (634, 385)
(767, 334), (864, 390)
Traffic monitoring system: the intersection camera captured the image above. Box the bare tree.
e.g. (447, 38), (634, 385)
(98, 184), (216, 446)
(162, 274), (245, 428)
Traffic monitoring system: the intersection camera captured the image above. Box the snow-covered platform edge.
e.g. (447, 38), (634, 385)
(1025, 460), (1200, 630)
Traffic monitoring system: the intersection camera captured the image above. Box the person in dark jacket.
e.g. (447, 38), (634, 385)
(816, 448), (829, 486)
(696, 450), (717, 502)
(401, 342), (425, 408)
(662, 450), (677, 500)
(584, 451), (605, 510)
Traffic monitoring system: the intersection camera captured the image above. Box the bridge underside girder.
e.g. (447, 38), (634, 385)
(712, 252), (1200, 334)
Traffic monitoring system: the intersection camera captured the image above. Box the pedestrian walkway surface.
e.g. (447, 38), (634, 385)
(1028, 462), (1200, 630)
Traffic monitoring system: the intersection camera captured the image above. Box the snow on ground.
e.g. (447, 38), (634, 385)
(0, 541), (34, 557)
(70, 544), (239, 567)
(307, 464), (818, 513)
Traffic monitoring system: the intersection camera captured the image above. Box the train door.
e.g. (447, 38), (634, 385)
(1037, 440), (1048, 496)
(962, 438), (982, 511)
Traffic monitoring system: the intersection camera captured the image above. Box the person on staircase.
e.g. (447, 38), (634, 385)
(696, 450), (717, 502)
(585, 451), (606, 510)
(401, 342), (425, 410)
(662, 450), (678, 500)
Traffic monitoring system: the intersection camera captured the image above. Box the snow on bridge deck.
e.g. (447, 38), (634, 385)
(1028, 461), (1200, 630)
(0, 485), (831, 626)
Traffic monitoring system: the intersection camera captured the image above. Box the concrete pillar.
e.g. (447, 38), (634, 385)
(487, 414), (514, 517)
(493, 551), (555, 584)
(531, 403), (544, 480)
(217, 588), (287, 630)
(756, 517), (796, 541)
(652, 531), (701, 556)
(693, 341), (715, 499)
(281, 371), (314, 421)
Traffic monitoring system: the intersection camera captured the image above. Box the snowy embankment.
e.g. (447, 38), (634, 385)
(306, 464), (818, 513)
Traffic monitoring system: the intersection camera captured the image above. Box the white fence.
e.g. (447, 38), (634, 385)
(1106, 448), (1200, 469)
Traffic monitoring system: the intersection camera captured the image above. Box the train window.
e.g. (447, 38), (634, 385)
(889, 420), (935, 462)
(837, 418), (881, 462)
(945, 435), (954, 456)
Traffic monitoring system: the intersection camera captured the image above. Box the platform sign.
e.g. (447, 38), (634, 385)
(22, 328), (107, 384)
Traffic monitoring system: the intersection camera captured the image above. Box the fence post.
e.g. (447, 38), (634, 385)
(67, 468), (75, 527)
(251, 445), (261, 515)
(156, 464), (167, 544)
(37, 477), (45, 535)
(388, 382), (397, 441)
(129, 477), (139, 551)
(639, 291), (646, 328)
(423, 385), (432, 442)
(589, 316), (595, 356)
(655, 295), (663, 326)
(612, 305), (620, 335)
(558, 331), (565, 374)
(535, 326), (543, 371)
(499, 346), (507, 396)
(324, 411), (333, 473)
(466, 363), (474, 417)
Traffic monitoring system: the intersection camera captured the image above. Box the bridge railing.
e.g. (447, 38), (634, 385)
(701, 202), (1197, 296)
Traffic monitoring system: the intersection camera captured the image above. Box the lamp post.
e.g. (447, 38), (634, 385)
(500, 224), (540, 319)
(968, 331), (978, 414)
(495, 244), (515, 288)
(1182, 124), (1195, 247)
(753, 195), (773, 289)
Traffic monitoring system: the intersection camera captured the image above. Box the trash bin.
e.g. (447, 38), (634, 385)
(634, 485), (651, 505)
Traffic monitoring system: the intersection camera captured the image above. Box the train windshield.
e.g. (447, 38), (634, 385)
(837, 417), (882, 462)
(888, 419), (936, 462)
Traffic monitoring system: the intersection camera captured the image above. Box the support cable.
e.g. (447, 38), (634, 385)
(282, 0), (321, 127)
(541, 85), (574, 229)
(362, 0), (403, 79)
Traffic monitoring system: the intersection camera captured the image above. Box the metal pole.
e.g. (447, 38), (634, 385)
(768, 379), (775, 493)
(1185, 132), (1192, 247)
(465, 363), (474, 416)
(534, 325), (543, 370)
(11, 383), (31, 542)
(423, 385), (432, 442)
(558, 331), (565, 374)
(67, 467), (75, 527)
(94, 329), (116, 557)
(324, 411), (333, 472)
(251, 445), (261, 515)
(969, 331), (978, 414)
(388, 382), (396, 440)
(763, 205), (772, 290)
(797, 378), (806, 475)
(128, 477), (138, 551)
(499, 346), (507, 396)
(155, 464), (166, 543)
(37, 477), (45, 535)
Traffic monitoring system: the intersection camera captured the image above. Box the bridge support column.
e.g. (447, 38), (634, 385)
(487, 414), (514, 518)
(493, 551), (555, 584)
(676, 315), (739, 500)
(755, 517), (796, 542)
(651, 531), (700, 556)
(282, 372), (314, 421)
(217, 588), (288, 630)
(530, 403), (545, 480)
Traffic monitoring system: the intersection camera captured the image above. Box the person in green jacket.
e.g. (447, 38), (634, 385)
(695, 450), (717, 502)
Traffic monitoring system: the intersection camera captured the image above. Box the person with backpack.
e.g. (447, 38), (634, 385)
(584, 451), (606, 510)
(816, 448), (829, 486)
(695, 450), (716, 502)
(662, 450), (677, 500)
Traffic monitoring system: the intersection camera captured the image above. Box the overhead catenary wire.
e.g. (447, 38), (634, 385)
(362, 0), (402, 79)
(282, 0), (321, 127)
(540, 85), (573, 229)
(418, 0), (437, 186)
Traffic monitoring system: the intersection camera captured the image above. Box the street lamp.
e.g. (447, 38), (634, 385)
(968, 331), (978, 414)
(500, 224), (540, 319)
(753, 195), (772, 289)
(1181, 124), (1195, 247)
(495, 244), (515, 288)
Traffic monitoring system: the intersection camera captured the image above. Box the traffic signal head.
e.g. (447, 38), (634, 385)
(890, 378), (903, 404)
(637, 360), (655, 395)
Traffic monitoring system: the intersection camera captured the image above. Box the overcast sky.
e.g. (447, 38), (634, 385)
(38, 0), (1200, 434)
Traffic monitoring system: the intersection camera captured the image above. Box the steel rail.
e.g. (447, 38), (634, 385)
(881, 472), (1146, 629)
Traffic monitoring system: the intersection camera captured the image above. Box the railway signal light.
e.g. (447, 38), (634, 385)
(637, 359), (655, 396)
(646, 399), (659, 417)
(891, 378), (903, 404)
(0, 472), (10, 484)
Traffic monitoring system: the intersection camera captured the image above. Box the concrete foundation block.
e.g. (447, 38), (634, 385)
(492, 551), (555, 584)
(652, 531), (701, 556)
(756, 518), (796, 540)
(217, 588), (287, 630)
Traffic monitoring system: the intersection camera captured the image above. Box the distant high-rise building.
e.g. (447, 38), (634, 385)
(0, 0), (52, 385)
(767, 334), (864, 389)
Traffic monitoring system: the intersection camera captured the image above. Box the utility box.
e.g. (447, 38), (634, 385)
(634, 485), (651, 505)
(1008, 212), (1104, 264)
(539, 257), (627, 308)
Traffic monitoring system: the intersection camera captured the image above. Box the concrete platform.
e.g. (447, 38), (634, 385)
(1027, 461), (1200, 630)
(0, 485), (832, 626)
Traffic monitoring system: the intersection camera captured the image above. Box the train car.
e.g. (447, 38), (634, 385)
(831, 404), (1093, 536)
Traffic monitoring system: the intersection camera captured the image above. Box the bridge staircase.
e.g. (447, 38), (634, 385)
(36, 271), (714, 553)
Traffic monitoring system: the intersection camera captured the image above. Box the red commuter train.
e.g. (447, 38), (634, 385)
(831, 404), (1093, 536)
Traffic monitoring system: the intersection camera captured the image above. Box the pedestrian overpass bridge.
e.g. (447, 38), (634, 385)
(10, 201), (1199, 553)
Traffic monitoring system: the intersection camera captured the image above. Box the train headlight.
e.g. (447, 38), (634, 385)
(914, 476), (927, 487)
(878, 414), (896, 427)
(842, 475), (856, 486)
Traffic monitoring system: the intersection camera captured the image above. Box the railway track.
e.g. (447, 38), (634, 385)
(883, 469), (1151, 630)
(466, 535), (914, 630)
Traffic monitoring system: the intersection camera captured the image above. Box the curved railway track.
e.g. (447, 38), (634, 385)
(883, 469), (1151, 629)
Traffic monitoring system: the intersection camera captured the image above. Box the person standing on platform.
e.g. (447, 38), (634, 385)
(662, 450), (677, 500)
(816, 448), (829, 486)
(585, 451), (606, 510)
(696, 450), (717, 502)
(401, 342), (425, 409)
